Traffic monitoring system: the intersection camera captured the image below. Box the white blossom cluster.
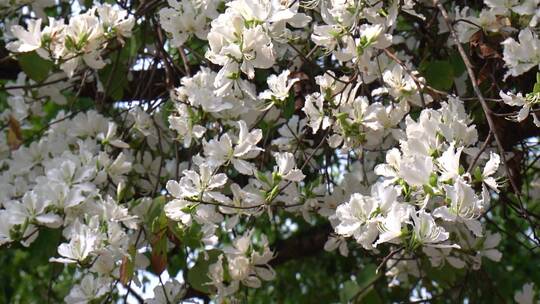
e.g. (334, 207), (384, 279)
(331, 97), (503, 271)
(6, 3), (134, 76)
(0, 110), (144, 303)
(158, 0), (219, 47)
(205, 0), (311, 95)
(1, 0), (539, 302)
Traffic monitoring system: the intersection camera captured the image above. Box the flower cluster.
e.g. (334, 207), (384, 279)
(159, 0), (219, 47)
(0, 110), (143, 303)
(7, 3), (134, 76)
(205, 0), (310, 95)
(1, 0), (539, 302)
(502, 29), (540, 78)
(331, 98), (502, 275)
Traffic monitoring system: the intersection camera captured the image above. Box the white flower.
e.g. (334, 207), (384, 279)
(434, 178), (484, 236)
(382, 64), (432, 106)
(399, 155), (433, 187)
(50, 222), (99, 264)
(484, 0), (520, 15)
(169, 103), (206, 147)
(411, 210), (455, 248)
(375, 203), (412, 246)
(311, 24), (343, 53)
(303, 93), (331, 134)
(104, 152), (132, 184)
(164, 198), (192, 225)
(271, 115), (310, 151)
(358, 23), (392, 50)
(258, 69), (298, 102)
(208, 255), (240, 301)
(437, 143), (463, 182)
(147, 279), (186, 304)
(500, 91), (540, 126)
(423, 247), (466, 269)
(50, 233), (97, 264)
(514, 283), (536, 304)
(159, 0), (214, 47)
(334, 193), (380, 249)
(502, 28), (540, 78)
(482, 152), (500, 191)
(223, 232), (275, 288)
(274, 152), (305, 182)
(324, 235), (349, 256)
(97, 122), (129, 148)
(204, 120), (263, 175)
(239, 25), (275, 77)
(6, 4), (134, 77)
(476, 232), (502, 263)
(207, 12), (275, 83)
(173, 68), (237, 112)
(4, 192), (62, 228)
(65, 274), (110, 304)
(172, 164), (229, 203)
(229, 255), (252, 282)
(165, 180), (197, 225)
(0, 212), (14, 245)
(6, 19), (43, 53)
(96, 3), (135, 41)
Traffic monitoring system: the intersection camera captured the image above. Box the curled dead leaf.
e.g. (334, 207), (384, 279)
(7, 115), (22, 150)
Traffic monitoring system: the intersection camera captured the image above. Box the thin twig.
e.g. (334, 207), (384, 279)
(434, 0), (540, 244)
(467, 131), (493, 173)
(376, 246), (404, 274)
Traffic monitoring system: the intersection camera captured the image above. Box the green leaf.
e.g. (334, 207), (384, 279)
(182, 222), (204, 248)
(254, 69), (272, 88)
(340, 280), (360, 304)
(449, 51), (466, 77)
(98, 56), (129, 100)
(283, 94), (296, 119)
(146, 196), (167, 225)
(357, 264), (378, 289)
(361, 289), (383, 304)
(187, 250), (221, 294)
(18, 52), (54, 82)
(423, 60), (454, 91)
(122, 31), (142, 59)
(339, 264), (379, 303)
(533, 72), (540, 94)
(167, 247), (187, 276)
(27, 228), (62, 265)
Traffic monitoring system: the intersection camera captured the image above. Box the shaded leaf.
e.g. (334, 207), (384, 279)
(187, 250), (220, 294)
(423, 60), (454, 91)
(18, 52), (53, 82)
(340, 280), (360, 304)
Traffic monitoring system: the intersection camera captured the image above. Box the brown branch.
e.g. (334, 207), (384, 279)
(270, 223), (332, 266)
(434, 0), (540, 244)
(434, 0), (521, 198)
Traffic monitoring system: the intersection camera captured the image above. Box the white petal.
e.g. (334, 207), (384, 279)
(232, 159), (255, 175)
(483, 152), (500, 177)
(166, 180), (182, 198)
(465, 219), (483, 237)
(209, 173), (227, 189)
(432, 206), (457, 222)
(36, 213), (63, 228)
(483, 249), (502, 262)
(283, 169), (305, 182)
